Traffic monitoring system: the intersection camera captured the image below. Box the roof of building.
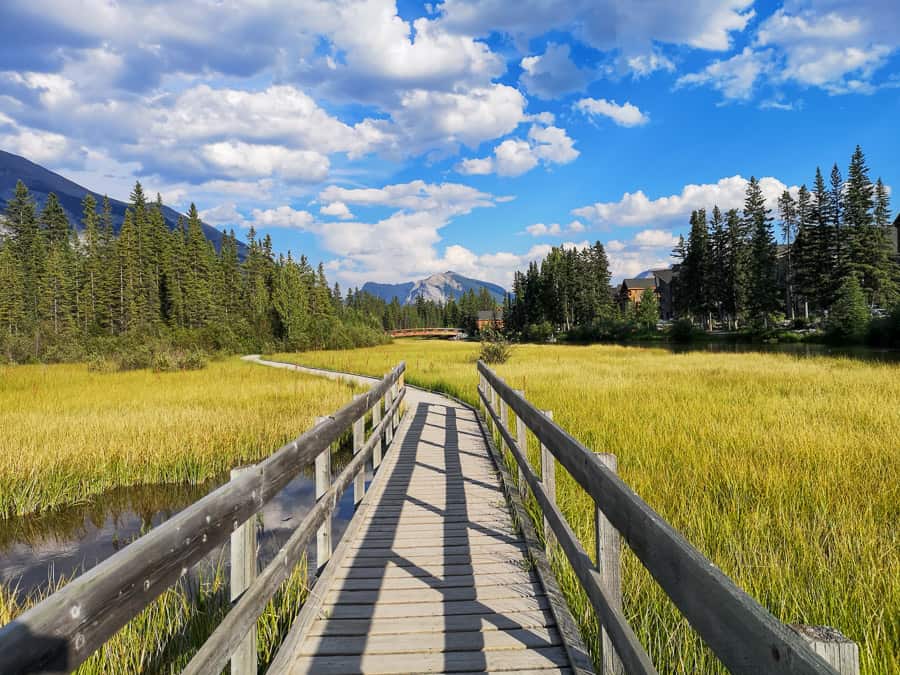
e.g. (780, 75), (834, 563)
(622, 278), (656, 290)
(477, 309), (503, 321)
(650, 268), (674, 283)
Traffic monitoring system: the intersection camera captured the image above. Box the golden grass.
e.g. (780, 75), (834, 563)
(272, 340), (900, 674)
(0, 358), (360, 518)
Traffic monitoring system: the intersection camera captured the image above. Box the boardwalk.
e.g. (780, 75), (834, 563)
(268, 377), (580, 674)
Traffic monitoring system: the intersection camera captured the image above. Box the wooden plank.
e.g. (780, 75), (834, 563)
(332, 571), (539, 592)
(315, 416), (333, 572)
(317, 595), (552, 621)
(285, 645), (572, 675)
(305, 609), (557, 637)
(230, 466), (258, 675)
(333, 560), (533, 581)
(596, 452), (623, 675)
(0, 363), (406, 674)
(298, 626), (563, 656)
(324, 581), (546, 605)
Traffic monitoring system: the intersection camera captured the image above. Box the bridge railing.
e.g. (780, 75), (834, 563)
(477, 360), (848, 675)
(0, 362), (407, 674)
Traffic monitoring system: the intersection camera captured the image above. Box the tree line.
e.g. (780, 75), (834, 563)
(0, 180), (386, 363)
(673, 145), (897, 329)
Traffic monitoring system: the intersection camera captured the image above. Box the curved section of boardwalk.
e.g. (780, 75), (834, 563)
(249, 359), (579, 674)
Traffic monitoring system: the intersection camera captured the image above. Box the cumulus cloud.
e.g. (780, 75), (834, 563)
(201, 142), (330, 182)
(456, 123), (578, 177)
(573, 175), (797, 228)
(519, 43), (591, 99)
(319, 201), (354, 219)
(575, 98), (650, 127)
(523, 220), (586, 237)
(676, 47), (774, 100)
(250, 206), (316, 229)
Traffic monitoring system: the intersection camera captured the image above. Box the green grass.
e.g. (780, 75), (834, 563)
(0, 357), (361, 518)
(271, 340), (900, 674)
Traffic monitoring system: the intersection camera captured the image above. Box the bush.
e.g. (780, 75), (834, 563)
(479, 328), (511, 364)
(826, 277), (869, 344)
(524, 321), (554, 343)
(667, 319), (697, 343)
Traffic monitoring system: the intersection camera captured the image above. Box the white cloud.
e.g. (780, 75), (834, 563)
(199, 202), (245, 227)
(201, 141), (329, 182)
(625, 51), (676, 77)
(523, 220), (586, 237)
(519, 43), (591, 98)
(633, 229), (679, 248)
(319, 180), (499, 216)
(676, 47), (774, 100)
(250, 206), (315, 229)
(320, 201), (354, 219)
(456, 123), (578, 177)
(573, 175), (797, 228)
(575, 98), (650, 127)
(0, 124), (76, 164)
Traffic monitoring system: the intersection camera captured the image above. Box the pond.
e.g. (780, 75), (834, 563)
(0, 444), (368, 600)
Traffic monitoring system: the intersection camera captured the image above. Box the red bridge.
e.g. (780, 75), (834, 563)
(389, 327), (464, 338)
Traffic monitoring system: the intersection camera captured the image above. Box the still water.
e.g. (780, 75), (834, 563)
(0, 446), (367, 599)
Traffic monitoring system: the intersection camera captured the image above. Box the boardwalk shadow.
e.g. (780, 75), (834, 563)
(299, 400), (561, 673)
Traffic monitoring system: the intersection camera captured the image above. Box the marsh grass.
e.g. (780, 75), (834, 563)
(273, 341), (900, 674)
(0, 555), (309, 673)
(0, 358), (361, 518)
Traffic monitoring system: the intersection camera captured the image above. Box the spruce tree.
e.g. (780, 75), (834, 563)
(0, 240), (24, 335)
(777, 190), (798, 319)
(792, 185), (816, 318)
(708, 206), (729, 323)
(744, 177), (779, 324)
(874, 178), (890, 228)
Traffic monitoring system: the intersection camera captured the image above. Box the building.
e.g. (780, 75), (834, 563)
(617, 269), (676, 320)
(476, 309), (503, 331)
(892, 214), (900, 259)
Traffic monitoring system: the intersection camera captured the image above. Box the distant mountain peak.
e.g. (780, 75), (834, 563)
(361, 271), (505, 305)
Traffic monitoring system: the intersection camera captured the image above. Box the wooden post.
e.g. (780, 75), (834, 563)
(314, 416), (332, 573)
(372, 395), (383, 470)
(352, 395), (365, 506)
(596, 452), (623, 675)
(790, 625), (860, 675)
(230, 466), (257, 675)
(391, 383), (399, 431)
(499, 396), (508, 454)
(540, 411), (555, 552)
(384, 385), (394, 448)
(513, 390), (527, 500)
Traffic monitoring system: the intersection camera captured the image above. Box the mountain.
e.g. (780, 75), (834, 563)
(361, 271), (506, 305)
(0, 150), (247, 256)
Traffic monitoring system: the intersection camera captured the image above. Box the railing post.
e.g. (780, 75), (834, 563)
(540, 410), (555, 552)
(353, 395), (365, 506)
(790, 626), (859, 675)
(596, 452), (623, 675)
(498, 390), (507, 454)
(392, 382), (400, 431)
(384, 384), (394, 448)
(372, 395), (383, 470)
(314, 416), (332, 573)
(230, 466), (257, 675)
(513, 390), (527, 500)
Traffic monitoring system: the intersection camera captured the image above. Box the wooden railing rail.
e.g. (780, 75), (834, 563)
(477, 360), (840, 675)
(0, 362), (406, 674)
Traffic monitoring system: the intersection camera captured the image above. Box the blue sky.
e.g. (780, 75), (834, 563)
(1, 0), (898, 288)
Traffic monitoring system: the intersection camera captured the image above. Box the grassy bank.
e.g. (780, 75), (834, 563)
(271, 340), (900, 674)
(0, 358), (360, 518)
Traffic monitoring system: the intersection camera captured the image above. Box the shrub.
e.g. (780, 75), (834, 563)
(479, 328), (511, 364)
(826, 276), (869, 344)
(667, 318), (697, 343)
(524, 321), (554, 343)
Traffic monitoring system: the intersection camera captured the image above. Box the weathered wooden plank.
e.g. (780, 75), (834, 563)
(299, 626), (562, 656)
(305, 609), (557, 637)
(480, 361), (840, 675)
(229, 466), (258, 675)
(318, 595), (552, 621)
(332, 560), (532, 581)
(337, 549), (533, 568)
(347, 532), (522, 550)
(596, 452), (623, 675)
(324, 581), (546, 605)
(0, 364), (406, 674)
(333, 571), (539, 592)
(285, 645), (572, 675)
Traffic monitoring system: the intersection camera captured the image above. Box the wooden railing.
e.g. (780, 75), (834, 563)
(0, 363), (406, 674)
(477, 360), (853, 675)
(389, 327), (463, 338)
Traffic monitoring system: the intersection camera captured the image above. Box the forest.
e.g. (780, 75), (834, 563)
(504, 145), (900, 345)
(0, 181), (388, 364)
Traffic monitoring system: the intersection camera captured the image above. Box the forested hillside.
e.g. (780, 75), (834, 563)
(0, 180), (386, 363)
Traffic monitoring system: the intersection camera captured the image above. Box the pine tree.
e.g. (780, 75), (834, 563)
(273, 253), (311, 349)
(708, 205), (729, 323)
(183, 204), (213, 329)
(635, 287), (659, 331)
(0, 240), (24, 334)
(777, 190), (798, 319)
(78, 194), (102, 332)
(5, 181), (44, 327)
(40, 193), (70, 248)
(874, 178), (890, 228)
(792, 185), (816, 318)
(744, 177), (779, 324)
(680, 209), (711, 325)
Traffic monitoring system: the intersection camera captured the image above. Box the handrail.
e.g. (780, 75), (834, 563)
(0, 362), (406, 673)
(477, 360), (838, 675)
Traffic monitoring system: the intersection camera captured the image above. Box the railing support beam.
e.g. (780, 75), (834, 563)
(315, 416), (332, 572)
(230, 466), (257, 675)
(596, 453), (624, 675)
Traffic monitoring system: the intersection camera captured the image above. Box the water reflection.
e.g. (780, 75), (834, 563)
(636, 340), (900, 363)
(0, 442), (367, 599)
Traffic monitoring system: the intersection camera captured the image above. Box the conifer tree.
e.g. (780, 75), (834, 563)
(635, 287), (659, 331)
(792, 185), (816, 318)
(708, 205), (729, 323)
(744, 177), (778, 323)
(79, 194), (102, 332)
(874, 178), (890, 228)
(777, 190), (798, 318)
(0, 240), (24, 334)
(183, 204), (213, 328)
